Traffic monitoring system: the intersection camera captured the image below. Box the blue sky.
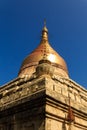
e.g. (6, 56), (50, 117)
(0, 0), (87, 88)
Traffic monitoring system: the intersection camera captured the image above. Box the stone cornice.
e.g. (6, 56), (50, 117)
(0, 75), (87, 116)
(0, 77), (46, 111)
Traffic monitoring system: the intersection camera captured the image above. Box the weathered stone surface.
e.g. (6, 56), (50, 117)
(0, 75), (87, 130)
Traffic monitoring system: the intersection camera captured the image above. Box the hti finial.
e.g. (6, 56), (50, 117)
(44, 19), (46, 27)
(41, 19), (48, 41)
(42, 19), (48, 32)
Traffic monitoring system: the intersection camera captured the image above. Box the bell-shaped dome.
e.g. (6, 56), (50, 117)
(18, 25), (69, 78)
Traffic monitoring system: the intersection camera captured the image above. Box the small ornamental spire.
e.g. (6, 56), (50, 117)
(67, 96), (75, 130)
(67, 96), (75, 123)
(41, 19), (48, 41)
(67, 96), (75, 127)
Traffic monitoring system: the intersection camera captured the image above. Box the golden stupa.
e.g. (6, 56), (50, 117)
(18, 24), (68, 78)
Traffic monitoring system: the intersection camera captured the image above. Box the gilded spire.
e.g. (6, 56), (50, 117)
(18, 22), (69, 78)
(41, 20), (48, 41)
